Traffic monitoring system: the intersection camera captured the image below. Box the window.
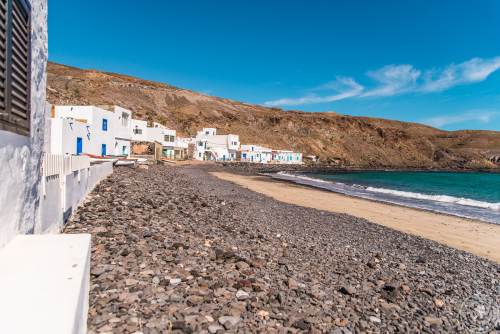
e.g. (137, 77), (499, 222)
(0, 0), (31, 136)
(102, 118), (108, 131)
(198, 141), (204, 147)
(101, 144), (107, 156)
(133, 127), (142, 135)
(242, 153), (247, 158)
(121, 112), (129, 127)
(164, 135), (174, 142)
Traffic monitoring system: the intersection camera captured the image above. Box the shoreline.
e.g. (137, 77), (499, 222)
(218, 161), (500, 174)
(211, 171), (500, 263)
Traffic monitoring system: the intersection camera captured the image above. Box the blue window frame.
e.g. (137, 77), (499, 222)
(101, 144), (107, 156)
(76, 137), (83, 155)
(102, 119), (108, 131)
(242, 153), (247, 158)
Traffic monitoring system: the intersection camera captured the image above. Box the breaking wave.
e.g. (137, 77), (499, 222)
(272, 171), (500, 224)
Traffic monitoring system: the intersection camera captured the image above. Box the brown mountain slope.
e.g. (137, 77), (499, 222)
(47, 62), (500, 169)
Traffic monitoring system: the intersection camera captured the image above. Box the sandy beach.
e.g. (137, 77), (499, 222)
(212, 171), (500, 263)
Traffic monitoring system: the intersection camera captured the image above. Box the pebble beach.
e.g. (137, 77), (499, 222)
(65, 164), (500, 333)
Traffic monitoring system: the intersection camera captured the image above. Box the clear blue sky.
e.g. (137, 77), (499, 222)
(49, 0), (500, 131)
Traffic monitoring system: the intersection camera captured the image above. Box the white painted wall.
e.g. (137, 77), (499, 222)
(39, 162), (113, 234)
(0, 0), (48, 248)
(272, 150), (303, 164)
(49, 118), (92, 155)
(131, 118), (177, 149)
(53, 106), (115, 156)
(131, 119), (148, 142)
(193, 129), (240, 161)
(241, 145), (273, 163)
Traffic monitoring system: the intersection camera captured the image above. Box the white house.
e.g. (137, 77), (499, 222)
(51, 105), (133, 157)
(130, 119), (189, 159)
(131, 119), (149, 142)
(272, 150), (303, 164)
(193, 128), (240, 161)
(0, 1), (92, 332)
(105, 105), (133, 156)
(49, 117), (92, 156)
(240, 145), (273, 164)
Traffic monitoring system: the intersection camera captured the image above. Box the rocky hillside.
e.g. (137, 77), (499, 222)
(47, 62), (500, 169)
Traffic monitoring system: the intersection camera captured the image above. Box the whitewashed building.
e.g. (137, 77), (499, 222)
(130, 119), (188, 159)
(240, 145), (273, 164)
(50, 105), (133, 157)
(272, 150), (303, 164)
(193, 128), (240, 161)
(0, 1), (93, 332)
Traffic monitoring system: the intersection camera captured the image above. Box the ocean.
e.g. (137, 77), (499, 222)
(270, 170), (500, 224)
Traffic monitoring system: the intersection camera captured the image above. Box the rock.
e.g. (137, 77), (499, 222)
(424, 316), (443, 327)
(339, 285), (356, 296)
(218, 316), (240, 329)
(208, 324), (223, 334)
(91, 266), (107, 277)
(125, 278), (138, 286)
(235, 261), (250, 270)
(416, 256), (426, 264)
(169, 278), (181, 286)
(434, 298), (445, 308)
(292, 319), (311, 330)
(236, 290), (250, 301)
(287, 278), (299, 290)
(369, 316), (381, 324)
(257, 310), (270, 320)
(334, 318), (349, 327)
(382, 282), (400, 301)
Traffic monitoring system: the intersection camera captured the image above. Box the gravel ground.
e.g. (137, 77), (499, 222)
(64, 164), (499, 334)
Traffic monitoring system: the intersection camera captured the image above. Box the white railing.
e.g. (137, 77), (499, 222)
(42, 154), (90, 177)
(42, 154), (64, 177)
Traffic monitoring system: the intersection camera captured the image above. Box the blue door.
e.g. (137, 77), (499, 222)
(101, 144), (107, 156)
(76, 137), (83, 155)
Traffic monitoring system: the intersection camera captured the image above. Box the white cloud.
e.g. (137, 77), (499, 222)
(264, 77), (364, 107)
(424, 110), (500, 128)
(263, 56), (500, 107)
(362, 64), (421, 97)
(421, 57), (500, 92)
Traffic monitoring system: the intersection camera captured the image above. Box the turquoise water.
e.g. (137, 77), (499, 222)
(308, 171), (500, 204)
(271, 171), (500, 223)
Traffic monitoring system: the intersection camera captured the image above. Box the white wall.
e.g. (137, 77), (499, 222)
(53, 106), (115, 156)
(39, 162), (113, 234)
(0, 0), (48, 248)
(193, 132), (240, 161)
(131, 119), (149, 142)
(49, 118), (92, 155)
(241, 145), (273, 163)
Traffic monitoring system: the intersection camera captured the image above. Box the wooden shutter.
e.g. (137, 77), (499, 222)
(0, 0), (8, 119)
(0, 0), (30, 136)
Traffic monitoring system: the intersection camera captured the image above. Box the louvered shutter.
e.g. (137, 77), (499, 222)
(0, 0), (7, 119)
(0, 0), (30, 136)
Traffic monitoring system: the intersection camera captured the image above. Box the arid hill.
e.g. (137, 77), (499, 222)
(47, 62), (500, 169)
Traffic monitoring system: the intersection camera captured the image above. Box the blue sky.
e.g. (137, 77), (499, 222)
(49, 0), (500, 131)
